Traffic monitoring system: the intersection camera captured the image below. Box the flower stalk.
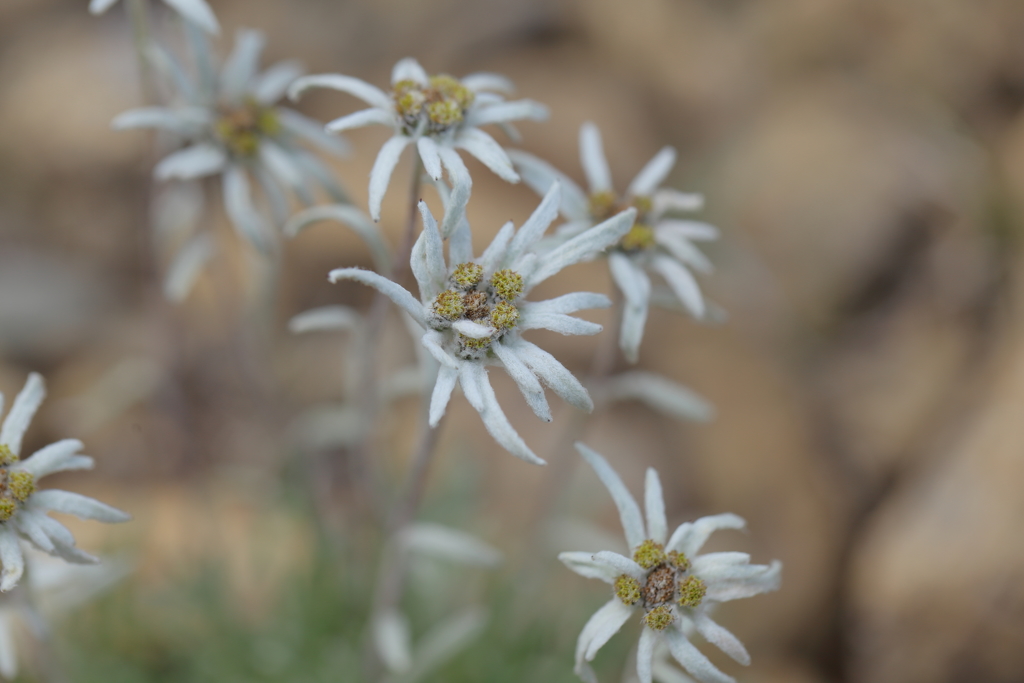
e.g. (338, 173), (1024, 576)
(125, 0), (157, 104)
(347, 156), (425, 523)
(367, 408), (446, 674)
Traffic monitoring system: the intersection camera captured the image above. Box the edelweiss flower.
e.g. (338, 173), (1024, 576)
(289, 58), (548, 232)
(560, 443), (780, 683)
(114, 28), (350, 254)
(328, 184), (636, 463)
(0, 374), (130, 592)
(88, 0), (220, 35)
(509, 123), (718, 362)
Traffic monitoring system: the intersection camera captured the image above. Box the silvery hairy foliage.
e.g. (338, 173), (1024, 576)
(0, 374), (130, 593)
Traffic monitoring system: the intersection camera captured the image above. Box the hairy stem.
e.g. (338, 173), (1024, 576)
(17, 566), (71, 683)
(125, 0), (158, 104)
(508, 288), (625, 629)
(364, 406), (445, 677)
(589, 285), (625, 378)
(349, 158), (425, 522)
(392, 156), (425, 289)
(527, 285), (624, 533)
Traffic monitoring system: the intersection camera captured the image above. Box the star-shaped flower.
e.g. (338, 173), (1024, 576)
(509, 123), (718, 362)
(328, 184), (636, 464)
(113, 28), (350, 254)
(289, 57), (548, 233)
(89, 0), (220, 35)
(0, 374), (131, 593)
(560, 443), (780, 683)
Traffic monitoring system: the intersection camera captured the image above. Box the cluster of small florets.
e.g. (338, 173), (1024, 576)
(0, 444), (35, 522)
(430, 263), (525, 359)
(614, 538), (707, 632)
(588, 191), (657, 253)
(394, 75), (475, 134)
(215, 97), (282, 156)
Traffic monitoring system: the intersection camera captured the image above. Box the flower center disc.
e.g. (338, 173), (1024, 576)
(641, 565), (676, 606)
(0, 445), (35, 522)
(216, 99), (281, 156)
(393, 75), (475, 134)
(430, 262), (523, 359)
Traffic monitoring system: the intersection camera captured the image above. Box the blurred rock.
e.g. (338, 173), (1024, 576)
(812, 209), (998, 484)
(656, 319), (847, 652)
(566, 0), (751, 131)
(816, 306), (976, 483)
(848, 302), (1024, 683)
(0, 248), (118, 361)
(0, 19), (141, 174)
(216, 0), (555, 73)
(1000, 109), (1024, 220)
(747, 655), (828, 683)
(712, 83), (983, 332)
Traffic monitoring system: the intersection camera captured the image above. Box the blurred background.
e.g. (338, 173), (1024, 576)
(3, 0), (1024, 681)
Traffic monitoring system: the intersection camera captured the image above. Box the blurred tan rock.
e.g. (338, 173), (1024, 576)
(848, 0), (1024, 114)
(848, 298), (1024, 683)
(817, 307), (976, 483)
(0, 249), (118, 360)
(712, 82), (982, 330)
(747, 655), (828, 683)
(1000, 109), (1024, 220)
(0, 20), (141, 173)
(214, 0), (554, 76)
(659, 319), (847, 651)
(565, 0), (750, 127)
(812, 211), (996, 483)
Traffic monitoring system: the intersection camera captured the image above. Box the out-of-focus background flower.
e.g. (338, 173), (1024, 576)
(2, 0), (1024, 681)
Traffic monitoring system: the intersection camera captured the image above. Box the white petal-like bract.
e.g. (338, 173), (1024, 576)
(155, 144), (227, 181)
(163, 0), (220, 34)
(401, 522), (502, 567)
(0, 531), (24, 592)
(579, 122), (613, 193)
(16, 440), (91, 480)
(328, 268), (426, 327)
(575, 443), (646, 549)
(368, 136), (412, 221)
(0, 373), (45, 457)
(288, 306), (361, 334)
(30, 490), (131, 524)
(289, 74), (393, 110)
(629, 146), (677, 198)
